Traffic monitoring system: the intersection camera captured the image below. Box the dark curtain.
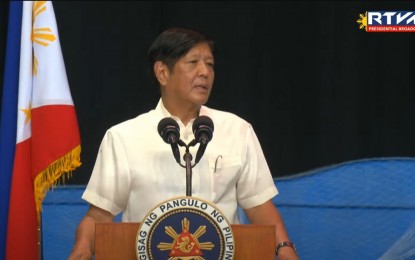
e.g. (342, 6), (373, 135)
(1, 1), (414, 184)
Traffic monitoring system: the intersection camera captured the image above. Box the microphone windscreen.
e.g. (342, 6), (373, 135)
(193, 116), (214, 142)
(157, 117), (180, 143)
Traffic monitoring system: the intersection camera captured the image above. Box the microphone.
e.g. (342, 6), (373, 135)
(157, 117), (181, 164)
(192, 116), (214, 164)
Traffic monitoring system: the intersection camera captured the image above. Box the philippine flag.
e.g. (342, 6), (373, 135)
(0, 1), (82, 259)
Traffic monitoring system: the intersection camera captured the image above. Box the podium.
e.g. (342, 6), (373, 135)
(95, 223), (275, 259)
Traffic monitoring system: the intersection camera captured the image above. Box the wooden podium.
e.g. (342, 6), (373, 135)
(95, 223), (275, 259)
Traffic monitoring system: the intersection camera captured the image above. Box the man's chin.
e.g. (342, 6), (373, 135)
(192, 94), (210, 106)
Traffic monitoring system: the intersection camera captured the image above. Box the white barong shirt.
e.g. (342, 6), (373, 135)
(83, 99), (278, 224)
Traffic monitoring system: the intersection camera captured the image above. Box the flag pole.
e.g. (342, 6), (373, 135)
(38, 215), (42, 260)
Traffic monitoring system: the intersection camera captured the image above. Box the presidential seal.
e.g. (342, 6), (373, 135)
(136, 196), (235, 260)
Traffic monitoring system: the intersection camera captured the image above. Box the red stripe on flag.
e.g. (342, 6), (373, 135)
(31, 104), (81, 175)
(6, 139), (38, 260)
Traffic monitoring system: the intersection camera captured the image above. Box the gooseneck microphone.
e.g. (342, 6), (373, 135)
(157, 116), (214, 196)
(192, 116), (214, 165)
(157, 117), (181, 164)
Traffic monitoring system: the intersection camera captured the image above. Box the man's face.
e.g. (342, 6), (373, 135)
(164, 42), (215, 107)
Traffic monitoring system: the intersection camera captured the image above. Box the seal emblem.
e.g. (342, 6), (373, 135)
(136, 196), (235, 260)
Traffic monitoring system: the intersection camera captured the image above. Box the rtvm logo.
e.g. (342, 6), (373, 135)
(357, 11), (415, 32)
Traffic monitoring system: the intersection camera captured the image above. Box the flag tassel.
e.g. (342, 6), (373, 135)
(33, 145), (81, 222)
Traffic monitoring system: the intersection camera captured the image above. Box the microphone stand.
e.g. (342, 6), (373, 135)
(183, 147), (193, 196)
(178, 140), (197, 197)
(160, 117), (213, 197)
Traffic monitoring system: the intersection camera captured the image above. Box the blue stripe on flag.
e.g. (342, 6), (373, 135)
(0, 2), (23, 259)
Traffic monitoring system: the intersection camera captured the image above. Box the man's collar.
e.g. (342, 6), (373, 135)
(156, 98), (210, 122)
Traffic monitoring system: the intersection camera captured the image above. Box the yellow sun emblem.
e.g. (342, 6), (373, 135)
(31, 1), (57, 76)
(157, 218), (214, 260)
(357, 12), (368, 31)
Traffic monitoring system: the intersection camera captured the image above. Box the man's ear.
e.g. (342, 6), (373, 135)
(154, 61), (169, 86)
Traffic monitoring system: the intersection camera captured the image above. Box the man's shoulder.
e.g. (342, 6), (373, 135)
(203, 106), (249, 126)
(108, 109), (158, 133)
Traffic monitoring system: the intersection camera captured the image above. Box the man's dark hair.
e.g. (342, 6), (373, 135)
(148, 28), (215, 87)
